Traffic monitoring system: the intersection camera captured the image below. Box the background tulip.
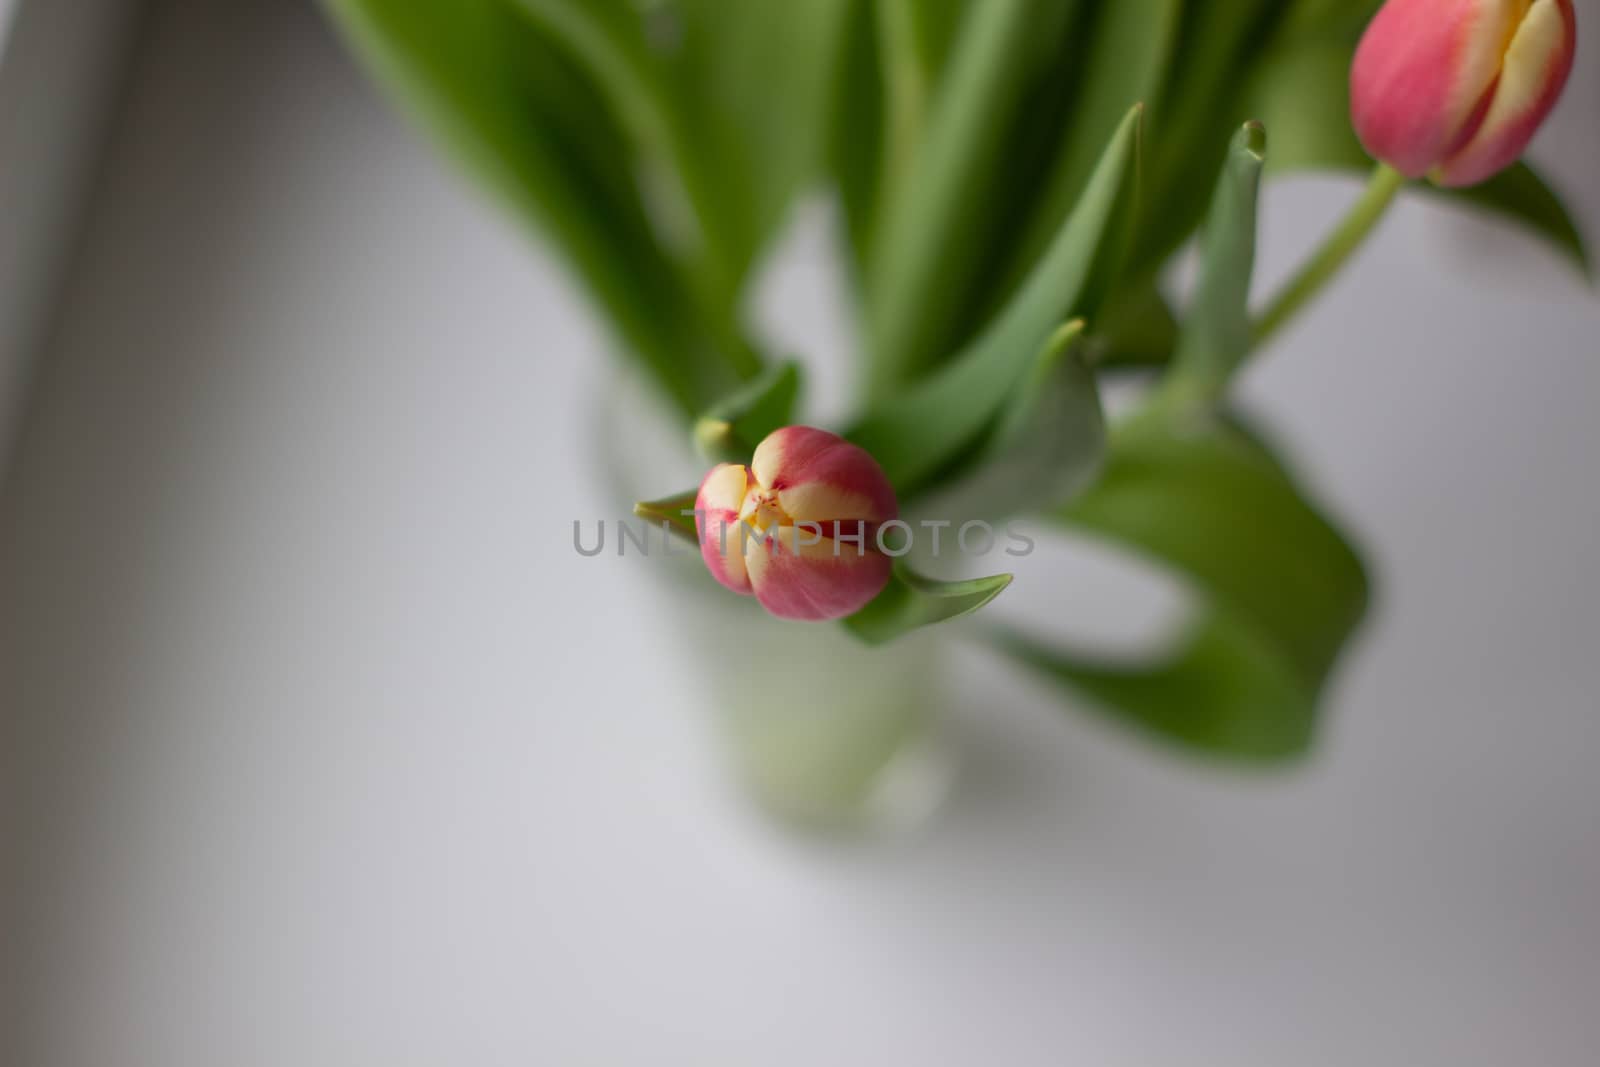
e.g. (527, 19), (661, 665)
(1351, 0), (1577, 187)
(694, 427), (898, 622)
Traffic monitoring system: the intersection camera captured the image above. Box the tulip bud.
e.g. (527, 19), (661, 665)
(1351, 0), (1576, 187)
(694, 426), (898, 621)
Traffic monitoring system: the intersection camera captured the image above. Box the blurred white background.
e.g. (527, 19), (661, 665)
(4, 1), (1599, 1064)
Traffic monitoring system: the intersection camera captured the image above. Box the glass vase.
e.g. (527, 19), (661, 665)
(597, 371), (954, 832)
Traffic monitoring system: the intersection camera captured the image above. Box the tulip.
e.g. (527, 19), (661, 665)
(695, 426), (898, 621)
(1351, 0), (1577, 187)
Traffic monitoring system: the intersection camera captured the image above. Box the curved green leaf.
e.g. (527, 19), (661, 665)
(322, 0), (738, 415)
(1134, 0), (1289, 271)
(912, 321), (1104, 523)
(864, 0), (1082, 396)
(828, 0), (889, 274)
(694, 361), (803, 464)
(505, 0), (753, 369)
(848, 105), (1141, 494)
(845, 564), (1013, 646)
(1091, 277), (1178, 368)
(994, 412), (1370, 760)
(507, 0), (667, 160)
(672, 0), (854, 267)
(872, 0), (933, 213)
(1006, 0), (1182, 291)
(509, 0), (851, 289)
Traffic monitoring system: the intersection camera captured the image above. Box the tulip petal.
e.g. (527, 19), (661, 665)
(695, 464), (752, 595)
(750, 426), (898, 523)
(697, 462), (749, 513)
(1351, 0), (1524, 179)
(1435, 0), (1576, 187)
(744, 526), (893, 621)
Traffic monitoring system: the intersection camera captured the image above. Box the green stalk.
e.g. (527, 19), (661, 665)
(873, 0), (932, 209)
(1253, 163), (1406, 347)
(865, 0), (1039, 400)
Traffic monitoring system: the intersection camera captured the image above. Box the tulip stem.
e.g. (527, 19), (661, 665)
(1253, 163), (1407, 348)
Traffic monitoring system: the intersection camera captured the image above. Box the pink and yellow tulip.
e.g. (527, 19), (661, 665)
(1351, 0), (1576, 187)
(695, 427), (898, 621)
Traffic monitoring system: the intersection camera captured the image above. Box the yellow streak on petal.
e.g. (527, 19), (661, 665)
(775, 482), (881, 524)
(1499, 0), (1567, 104)
(720, 521), (751, 590)
(699, 463), (749, 513)
(1438, 0), (1570, 184)
(749, 431), (789, 490)
(1445, 0), (1530, 135)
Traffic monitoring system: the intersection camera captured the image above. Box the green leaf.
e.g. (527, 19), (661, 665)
(865, 0), (1083, 396)
(1090, 276), (1178, 368)
(1272, 0), (1383, 37)
(881, 0), (968, 86)
(505, 0), (757, 372)
(1246, 32), (1364, 178)
(1163, 122), (1267, 406)
(506, 0), (667, 161)
(322, 0), (737, 416)
(912, 321), (1104, 522)
(1005, 0), (1182, 292)
(1134, 0), (1289, 271)
(828, 0), (888, 275)
(633, 490), (700, 544)
(873, 0), (934, 212)
(829, 0), (968, 284)
(672, 0), (855, 269)
(509, 0), (838, 286)
(848, 105), (1142, 495)
(694, 361), (803, 464)
(994, 412), (1370, 760)
(844, 564), (1013, 646)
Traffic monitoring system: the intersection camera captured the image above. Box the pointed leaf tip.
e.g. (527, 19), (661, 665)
(843, 565), (1012, 646)
(848, 110), (1141, 494)
(634, 490), (700, 543)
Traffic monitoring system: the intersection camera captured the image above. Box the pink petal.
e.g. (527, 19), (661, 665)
(1436, 0), (1576, 186)
(1351, 0), (1522, 178)
(743, 525), (892, 621)
(749, 426), (898, 524)
(695, 464), (752, 595)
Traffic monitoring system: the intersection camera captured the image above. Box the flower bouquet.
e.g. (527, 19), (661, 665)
(324, 0), (1584, 823)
